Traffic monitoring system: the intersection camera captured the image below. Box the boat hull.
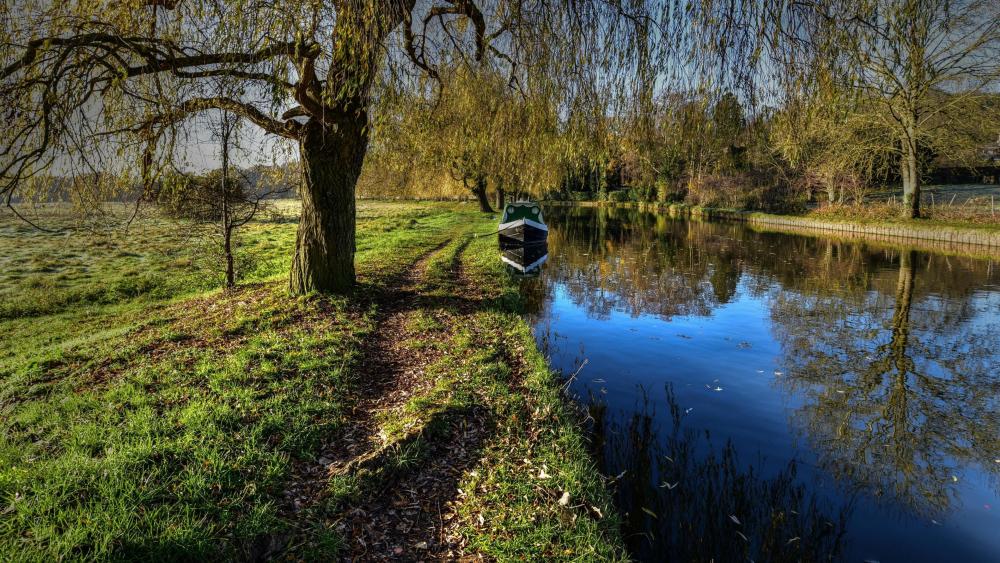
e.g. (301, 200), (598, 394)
(498, 219), (548, 244)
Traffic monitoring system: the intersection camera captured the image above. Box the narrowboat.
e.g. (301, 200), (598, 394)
(498, 201), (548, 244)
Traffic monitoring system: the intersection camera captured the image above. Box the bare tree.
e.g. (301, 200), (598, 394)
(749, 0), (1000, 218)
(157, 112), (290, 289)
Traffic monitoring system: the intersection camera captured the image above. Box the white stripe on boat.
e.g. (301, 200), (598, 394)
(498, 218), (549, 232)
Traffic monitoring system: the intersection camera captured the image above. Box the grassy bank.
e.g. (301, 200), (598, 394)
(0, 202), (622, 560)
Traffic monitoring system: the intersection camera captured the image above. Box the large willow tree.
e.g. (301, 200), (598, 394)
(1, 0), (689, 293)
(368, 64), (564, 209)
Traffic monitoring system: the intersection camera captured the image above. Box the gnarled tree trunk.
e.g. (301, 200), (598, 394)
(290, 117), (367, 294)
(495, 186), (506, 211)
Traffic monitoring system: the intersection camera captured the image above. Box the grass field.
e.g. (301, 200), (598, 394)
(0, 202), (623, 560)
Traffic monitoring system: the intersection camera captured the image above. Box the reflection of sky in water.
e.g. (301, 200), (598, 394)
(527, 208), (1000, 562)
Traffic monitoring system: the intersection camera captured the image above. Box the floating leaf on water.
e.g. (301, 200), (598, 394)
(659, 481), (679, 490)
(684, 408), (694, 414)
(787, 537), (800, 545)
(641, 507), (658, 519)
(774, 371), (784, 376)
(663, 455), (674, 463)
(736, 531), (749, 542)
(952, 475), (959, 482)
(931, 519), (942, 525)
(730, 514), (742, 525)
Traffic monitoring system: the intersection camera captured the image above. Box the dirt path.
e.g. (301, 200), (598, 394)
(332, 235), (490, 562)
(274, 233), (491, 561)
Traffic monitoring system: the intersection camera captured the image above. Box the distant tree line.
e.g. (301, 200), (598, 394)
(358, 0), (1000, 218)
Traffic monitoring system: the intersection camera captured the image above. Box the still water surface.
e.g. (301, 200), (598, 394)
(517, 206), (1000, 562)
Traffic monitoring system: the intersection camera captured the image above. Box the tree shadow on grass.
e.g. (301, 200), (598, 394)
(332, 403), (494, 561)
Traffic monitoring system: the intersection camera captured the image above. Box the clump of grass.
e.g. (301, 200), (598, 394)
(404, 309), (446, 333)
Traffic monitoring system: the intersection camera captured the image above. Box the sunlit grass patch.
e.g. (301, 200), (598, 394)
(0, 285), (363, 559)
(804, 201), (1000, 231)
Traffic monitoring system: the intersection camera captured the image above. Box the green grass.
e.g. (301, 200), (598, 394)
(349, 233), (624, 560)
(0, 201), (622, 560)
(453, 236), (623, 561)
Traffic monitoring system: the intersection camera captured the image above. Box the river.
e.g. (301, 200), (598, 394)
(515, 206), (1000, 562)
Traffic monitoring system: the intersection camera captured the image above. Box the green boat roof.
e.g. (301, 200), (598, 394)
(501, 202), (544, 224)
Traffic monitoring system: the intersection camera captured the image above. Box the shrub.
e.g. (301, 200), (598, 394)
(685, 171), (807, 212)
(656, 178), (686, 203)
(607, 189), (633, 202)
(631, 183), (658, 203)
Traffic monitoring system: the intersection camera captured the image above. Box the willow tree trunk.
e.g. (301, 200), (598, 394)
(472, 178), (493, 213)
(495, 187), (506, 210)
(290, 118), (367, 294)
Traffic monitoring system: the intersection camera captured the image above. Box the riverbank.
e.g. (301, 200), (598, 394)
(547, 200), (1000, 258)
(0, 203), (623, 560)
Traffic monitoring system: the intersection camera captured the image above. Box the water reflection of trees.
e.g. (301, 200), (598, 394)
(537, 206), (1000, 517)
(770, 247), (1000, 516)
(524, 207), (747, 320)
(591, 385), (849, 562)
